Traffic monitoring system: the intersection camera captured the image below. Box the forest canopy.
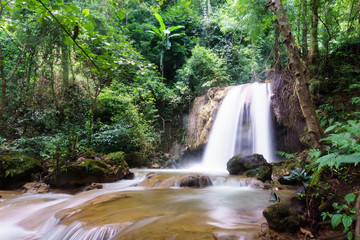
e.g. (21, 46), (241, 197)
(0, 0), (359, 158)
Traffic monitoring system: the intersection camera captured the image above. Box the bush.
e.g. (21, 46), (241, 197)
(176, 45), (230, 96)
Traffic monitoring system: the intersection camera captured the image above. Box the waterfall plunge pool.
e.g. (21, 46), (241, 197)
(0, 169), (287, 240)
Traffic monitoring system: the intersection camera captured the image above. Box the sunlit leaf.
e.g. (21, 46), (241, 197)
(82, 8), (90, 16)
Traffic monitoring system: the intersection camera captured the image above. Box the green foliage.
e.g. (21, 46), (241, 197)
(284, 168), (312, 187)
(176, 45), (230, 95)
(321, 193), (357, 240)
(314, 120), (360, 170)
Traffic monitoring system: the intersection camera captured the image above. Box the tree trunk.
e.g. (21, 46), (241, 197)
(265, 0), (324, 148)
(301, 0), (308, 60)
(308, 0), (320, 69)
(355, 193), (360, 239)
(358, 0), (360, 24)
(0, 44), (5, 121)
(273, 20), (282, 71)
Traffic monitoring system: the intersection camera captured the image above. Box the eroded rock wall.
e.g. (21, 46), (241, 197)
(184, 86), (232, 158)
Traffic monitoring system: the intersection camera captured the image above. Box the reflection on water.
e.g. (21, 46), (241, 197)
(0, 170), (273, 240)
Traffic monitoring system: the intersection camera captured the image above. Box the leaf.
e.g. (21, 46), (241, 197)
(331, 214), (342, 228)
(154, 13), (165, 31)
(345, 193), (356, 204)
(167, 25), (185, 32)
(342, 215), (353, 229)
(117, 11), (124, 20)
(82, 8), (90, 16)
(55, 0), (63, 4)
(347, 231), (353, 240)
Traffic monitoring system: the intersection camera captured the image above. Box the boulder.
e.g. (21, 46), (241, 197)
(0, 151), (43, 189)
(271, 159), (301, 184)
(124, 152), (149, 168)
(139, 173), (212, 188)
(84, 183), (103, 191)
(47, 151), (132, 188)
(245, 165), (272, 182)
(263, 198), (302, 232)
(22, 182), (50, 193)
(179, 175), (212, 188)
(227, 154), (271, 176)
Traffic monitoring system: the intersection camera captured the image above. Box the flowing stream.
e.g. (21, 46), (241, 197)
(0, 83), (278, 239)
(0, 170), (276, 240)
(198, 83), (274, 172)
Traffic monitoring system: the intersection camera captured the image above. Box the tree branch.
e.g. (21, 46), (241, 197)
(37, 0), (100, 71)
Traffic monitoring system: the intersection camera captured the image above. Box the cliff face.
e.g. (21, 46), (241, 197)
(185, 86), (232, 155)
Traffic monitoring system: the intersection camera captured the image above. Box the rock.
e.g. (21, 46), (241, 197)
(0, 152), (43, 189)
(179, 175), (212, 188)
(263, 198), (302, 232)
(151, 163), (160, 168)
(84, 183), (103, 191)
(245, 165), (272, 182)
(227, 154), (271, 176)
(184, 87), (232, 156)
(47, 152), (132, 188)
(22, 182), (50, 193)
(124, 152), (149, 168)
(271, 159), (301, 184)
(139, 173), (212, 188)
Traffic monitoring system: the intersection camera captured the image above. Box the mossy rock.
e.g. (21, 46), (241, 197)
(104, 151), (126, 166)
(245, 165), (272, 182)
(124, 152), (150, 168)
(263, 199), (302, 232)
(227, 154), (270, 175)
(271, 159), (301, 184)
(0, 151), (42, 189)
(48, 157), (131, 189)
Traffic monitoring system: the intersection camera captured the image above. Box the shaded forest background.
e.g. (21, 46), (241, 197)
(0, 0), (359, 161)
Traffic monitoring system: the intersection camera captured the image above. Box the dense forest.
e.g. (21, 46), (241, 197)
(1, 0), (360, 238)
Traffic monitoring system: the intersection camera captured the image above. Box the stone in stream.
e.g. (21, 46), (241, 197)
(22, 182), (50, 194)
(139, 173), (212, 188)
(47, 151), (132, 189)
(226, 154), (272, 181)
(0, 151), (43, 189)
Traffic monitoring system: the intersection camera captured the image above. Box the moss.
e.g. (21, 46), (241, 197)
(245, 165), (272, 182)
(0, 151), (42, 189)
(105, 151), (126, 166)
(124, 152), (150, 167)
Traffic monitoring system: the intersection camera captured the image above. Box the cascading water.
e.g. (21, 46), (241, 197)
(200, 82), (274, 172)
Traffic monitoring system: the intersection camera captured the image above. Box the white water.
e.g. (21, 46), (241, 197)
(0, 171), (274, 240)
(198, 83), (274, 172)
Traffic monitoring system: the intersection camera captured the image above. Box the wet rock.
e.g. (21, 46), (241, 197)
(84, 183), (103, 191)
(271, 159), (301, 184)
(0, 151), (43, 189)
(263, 198), (302, 232)
(22, 182), (50, 193)
(185, 87), (232, 156)
(139, 173), (212, 188)
(47, 151), (132, 188)
(227, 154), (271, 176)
(179, 175), (212, 188)
(124, 152), (149, 168)
(245, 165), (272, 182)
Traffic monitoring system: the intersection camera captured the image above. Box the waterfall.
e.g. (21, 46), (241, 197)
(200, 83), (274, 172)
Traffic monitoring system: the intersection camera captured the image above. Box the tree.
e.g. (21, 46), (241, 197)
(265, 0), (324, 148)
(147, 13), (184, 80)
(308, 0), (320, 70)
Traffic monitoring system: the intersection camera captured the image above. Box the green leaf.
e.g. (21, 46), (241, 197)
(344, 193), (356, 204)
(154, 13), (165, 31)
(331, 214), (342, 228)
(342, 215), (353, 229)
(167, 25), (185, 32)
(347, 231), (353, 240)
(82, 8), (90, 16)
(55, 0), (63, 5)
(117, 11), (124, 20)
